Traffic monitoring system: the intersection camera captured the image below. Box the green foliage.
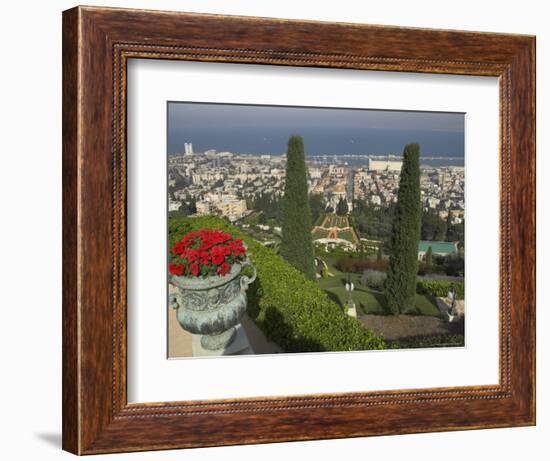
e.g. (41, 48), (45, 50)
(425, 246), (433, 268)
(361, 269), (387, 291)
(387, 334), (464, 349)
(318, 271), (438, 317)
(336, 197), (349, 216)
(421, 211), (447, 241)
(312, 228), (330, 239)
(168, 194), (197, 218)
(335, 257), (388, 274)
(336, 230), (355, 243)
(447, 220), (465, 247)
(170, 216), (385, 352)
(250, 193), (282, 225)
(352, 199), (394, 244)
(309, 193), (325, 225)
(416, 279), (465, 300)
(322, 213), (349, 228)
(280, 136), (316, 279)
(360, 242), (366, 260)
(442, 254), (464, 277)
(384, 144), (422, 314)
(317, 273), (388, 315)
(377, 245), (383, 261)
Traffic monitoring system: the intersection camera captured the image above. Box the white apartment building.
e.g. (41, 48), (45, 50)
(368, 158), (403, 172)
(196, 194), (247, 220)
(196, 201), (211, 215)
(309, 167), (323, 179)
(168, 200), (181, 212)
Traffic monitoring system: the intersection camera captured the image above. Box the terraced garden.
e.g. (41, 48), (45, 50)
(316, 257), (440, 317)
(312, 213), (360, 245)
(311, 228), (330, 239)
(322, 214), (349, 228)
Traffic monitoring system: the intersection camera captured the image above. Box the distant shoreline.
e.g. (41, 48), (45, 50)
(168, 151), (464, 168)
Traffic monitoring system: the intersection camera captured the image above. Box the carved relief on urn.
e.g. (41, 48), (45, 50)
(169, 259), (256, 351)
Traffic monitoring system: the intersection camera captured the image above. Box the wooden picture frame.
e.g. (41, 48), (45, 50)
(62, 5), (535, 455)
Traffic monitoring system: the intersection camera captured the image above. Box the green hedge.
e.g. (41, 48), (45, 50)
(416, 279), (465, 300)
(387, 334), (464, 349)
(169, 216), (385, 352)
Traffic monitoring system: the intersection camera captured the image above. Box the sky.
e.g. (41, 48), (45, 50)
(167, 102), (465, 157)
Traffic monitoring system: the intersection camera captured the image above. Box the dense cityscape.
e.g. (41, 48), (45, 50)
(168, 144), (464, 256)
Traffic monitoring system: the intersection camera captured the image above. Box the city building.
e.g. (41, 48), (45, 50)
(215, 196), (247, 221)
(167, 151), (464, 240)
(168, 200), (181, 212)
(184, 142), (193, 155)
(196, 193), (247, 221)
(196, 201), (211, 215)
(368, 158), (403, 172)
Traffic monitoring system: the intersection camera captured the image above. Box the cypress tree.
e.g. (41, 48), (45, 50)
(445, 213), (453, 241)
(280, 135), (316, 279)
(336, 197), (349, 216)
(384, 143), (422, 314)
(426, 245), (433, 269)
(377, 245), (383, 261)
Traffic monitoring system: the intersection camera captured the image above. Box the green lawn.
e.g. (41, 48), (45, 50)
(322, 214), (349, 228)
(312, 228), (330, 239)
(318, 278), (388, 315)
(337, 230), (356, 243)
(317, 263), (440, 317)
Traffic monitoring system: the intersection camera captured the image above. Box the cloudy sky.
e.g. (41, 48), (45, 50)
(167, 102), (464, 157)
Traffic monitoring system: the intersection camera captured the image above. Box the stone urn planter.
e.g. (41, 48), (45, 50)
(169, 258), (256, 351)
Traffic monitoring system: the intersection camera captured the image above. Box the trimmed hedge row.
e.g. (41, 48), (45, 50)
(169, 216), (385, 352)
(416, 279), (465, 300)
(387, 334), (464, 349)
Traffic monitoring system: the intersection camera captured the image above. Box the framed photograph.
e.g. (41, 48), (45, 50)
(62, 6), (535, 455)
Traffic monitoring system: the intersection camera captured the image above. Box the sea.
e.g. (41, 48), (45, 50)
(306, 155), (464, 168)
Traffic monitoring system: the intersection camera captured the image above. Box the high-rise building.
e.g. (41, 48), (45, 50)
(184, 142), (194, 155)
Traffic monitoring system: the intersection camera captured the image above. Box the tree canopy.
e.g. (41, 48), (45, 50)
(384, 143), (422, 314)
(336, 197), (349, 216)
(280, 135), (316, 279)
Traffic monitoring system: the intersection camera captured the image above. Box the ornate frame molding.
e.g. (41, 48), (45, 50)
(63, 6), (535, 454)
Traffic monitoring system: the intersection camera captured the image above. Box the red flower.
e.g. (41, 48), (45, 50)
(211, 230), (232, 244)
(169, 263), (184, 276)
(187, 250), (200, 262)
(172, 241), (186, 256)
(229, 239), (245, 256)
(198, 250), (210, 265)
(218, 262), (230, 276)
(212, 254), (225, 265)
(181, 234), (195, 248)
(200, 237), (213, 250)
(190, 262), (200, 277)
(211, 245), (231, 261)
(169, 229), (247, 277)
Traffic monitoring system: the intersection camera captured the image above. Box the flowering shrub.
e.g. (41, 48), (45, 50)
(335, 256), (388, 274)
(168, 229), (246, 277)
(169, 216), (385, 352)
